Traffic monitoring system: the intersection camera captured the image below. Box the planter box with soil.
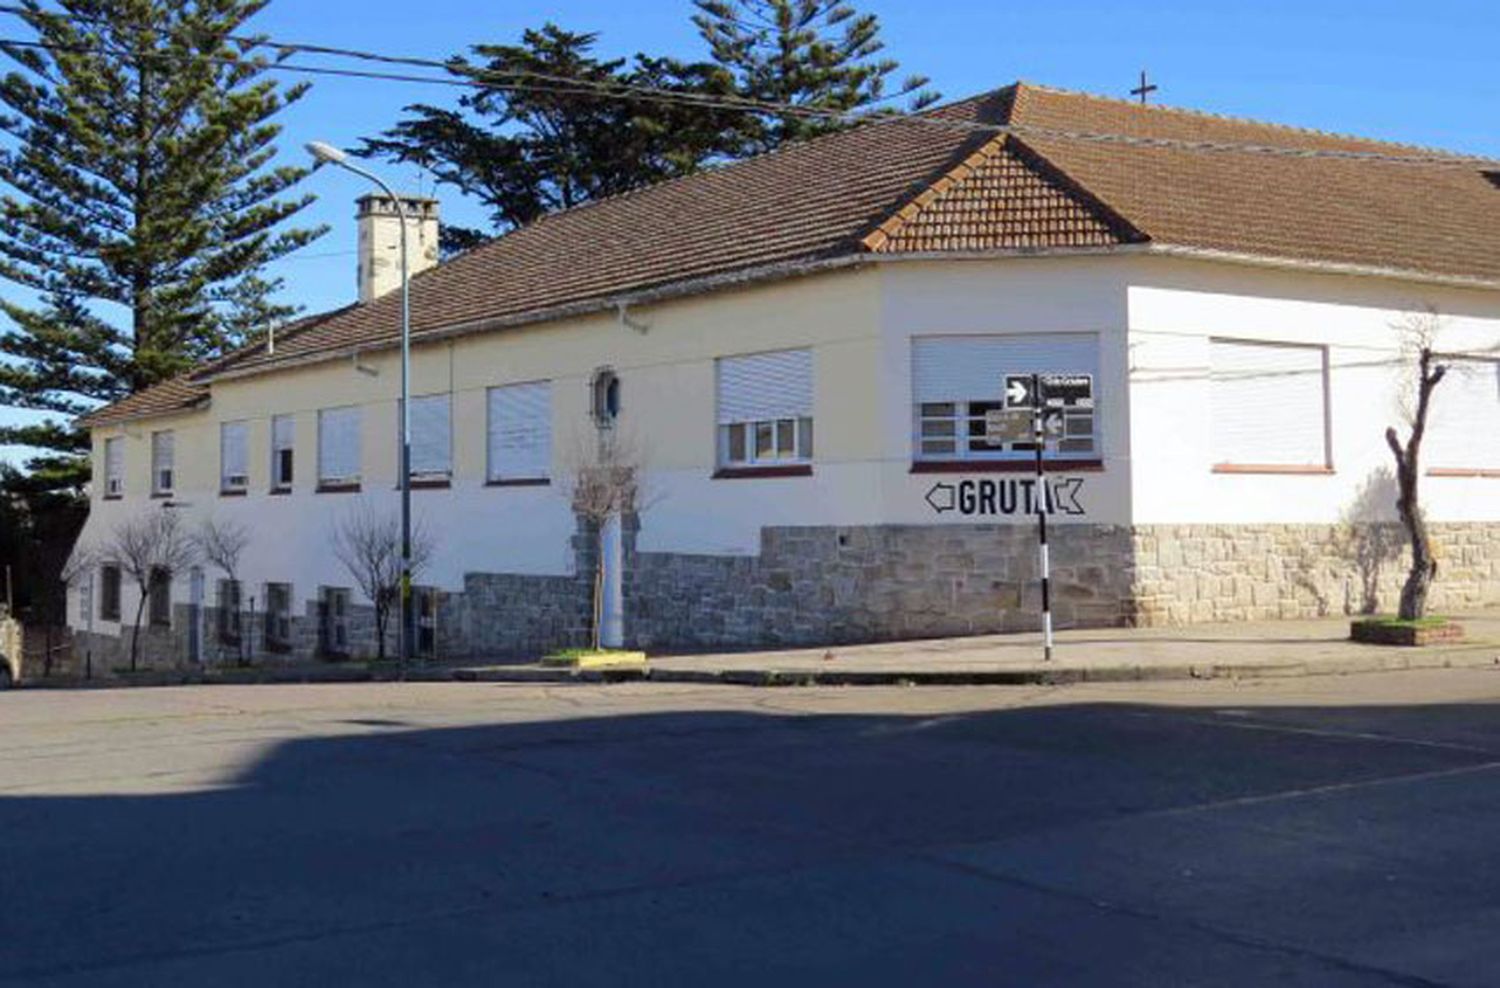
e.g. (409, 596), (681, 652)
(1350, 616), (1465, 647)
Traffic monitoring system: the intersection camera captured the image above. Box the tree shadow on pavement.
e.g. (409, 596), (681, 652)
(2, 696), (1498, 987)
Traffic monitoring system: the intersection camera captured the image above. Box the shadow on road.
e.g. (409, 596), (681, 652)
(3, 696), (1498, 986)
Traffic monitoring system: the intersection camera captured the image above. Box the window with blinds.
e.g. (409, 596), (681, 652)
(1425, 360), (1500, 471)
(220, 421), (249, 492)
(404, 394), (452, 480)
(911, 334), (1100, 462)
(151, 430), (175, 495)
(487, 381), (551, 482)
(103, 437), (124, 497)
(317, 406), (362, 486)
(716, 348), (814, 467)
(1209, 339), (1328, 469)
(271, 414), (295, 490)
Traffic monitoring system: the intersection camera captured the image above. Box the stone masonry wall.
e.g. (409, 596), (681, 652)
(68, 520), (1500, 667)
(1131, 523), (1500, 626)
(625, 523), (1138, 651)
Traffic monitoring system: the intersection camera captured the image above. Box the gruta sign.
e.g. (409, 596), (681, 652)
(924, 478), (1087, 517)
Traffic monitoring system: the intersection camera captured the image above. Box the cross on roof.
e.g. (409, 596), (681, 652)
(1131, 70), (1158, 105)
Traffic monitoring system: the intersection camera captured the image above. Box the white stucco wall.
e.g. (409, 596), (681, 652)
(69, 252), (1500, 638)
(1124, 257), (1500, 525)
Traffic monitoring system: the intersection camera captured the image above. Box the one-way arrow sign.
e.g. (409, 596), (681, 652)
(1004, 375), (1033, 409)
(925, 482), (956, 513)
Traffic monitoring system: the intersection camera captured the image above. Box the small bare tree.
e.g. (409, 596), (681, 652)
(196, 517), (252, 665)
(331, 502), (435, 664)
(108, 510), (198, 671)
(560, 429), (650, 652)
(1384, 310), (1449, 620)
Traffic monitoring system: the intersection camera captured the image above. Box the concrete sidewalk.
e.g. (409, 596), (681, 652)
(479, 610), (1500, 687)
(21, 611), (1500, 690)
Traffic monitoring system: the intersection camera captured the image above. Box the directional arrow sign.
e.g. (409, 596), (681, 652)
(925, 482), (956, 513)
(1004, 375), (1033, 409)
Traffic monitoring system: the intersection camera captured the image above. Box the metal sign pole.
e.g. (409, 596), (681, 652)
(1032, 373), (1054, 662)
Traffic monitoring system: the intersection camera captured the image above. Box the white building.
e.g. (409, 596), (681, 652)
(70, 83), (1500, 665)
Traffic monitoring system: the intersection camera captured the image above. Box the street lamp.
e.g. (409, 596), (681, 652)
(306, 140), (414, 670)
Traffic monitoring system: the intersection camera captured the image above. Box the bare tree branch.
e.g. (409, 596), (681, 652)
(330, 501), (435, 663)
(106, 509), (198, 671)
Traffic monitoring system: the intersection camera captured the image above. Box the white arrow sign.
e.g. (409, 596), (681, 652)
(1004, 376), (1032, 408)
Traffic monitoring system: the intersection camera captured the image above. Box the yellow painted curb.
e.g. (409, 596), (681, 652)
(540, 651), (648, 670)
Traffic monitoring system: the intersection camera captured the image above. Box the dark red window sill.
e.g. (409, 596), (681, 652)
(316, 482), (362, 494)
(1212, 464), (1333, 475)
(219, 489), (248, 498)
(910, 459), (1104, 474)
(486, 477), (551, 488)
(713, 464), (813, 480)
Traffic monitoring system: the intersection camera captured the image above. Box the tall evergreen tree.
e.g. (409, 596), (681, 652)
(360, 24), (745, 251)
(361, 4), (935, 248)
(0, 0), (325, 487)
(692, 0), (938, 151)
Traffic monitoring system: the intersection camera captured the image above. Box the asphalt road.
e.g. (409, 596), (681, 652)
(2, 670), (1499, 986)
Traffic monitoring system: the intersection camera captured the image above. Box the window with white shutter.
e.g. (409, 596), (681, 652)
(487, 381), (551, 482)
(716, 348), (814, 469)
(317, 406), (361, 488)
(1425, 360), (1500, 473)
(911, 334), (1100, 462)
(220, 421), (249, 492)
(271, 414), (295, 490)
(403, 394), (452, 480)
(151, 431), (175, 495)
(1210, 339), (1328, 470)
(103, 437), (124, 497)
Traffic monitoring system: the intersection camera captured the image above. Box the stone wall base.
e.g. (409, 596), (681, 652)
(67, 521), (1500, 665)
(1130, 523), (1500, 626)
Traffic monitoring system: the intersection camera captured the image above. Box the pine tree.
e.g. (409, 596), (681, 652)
(692, 0), (938, 151)
(0, 0), (325, 487)
(359, 24), (745, 250)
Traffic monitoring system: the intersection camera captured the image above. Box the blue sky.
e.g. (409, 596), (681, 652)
(3, 0), (1498, 464)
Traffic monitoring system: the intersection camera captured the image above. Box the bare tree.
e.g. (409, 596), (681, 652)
(1384, 310), (1449, 620)
(559, 429), (651, 652)
(108, 510), (199, 671)
(331, 502), (435, 664)
(196, 517), (252, 665)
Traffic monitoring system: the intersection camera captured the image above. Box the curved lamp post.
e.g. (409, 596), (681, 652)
(306, 141), (413, 669)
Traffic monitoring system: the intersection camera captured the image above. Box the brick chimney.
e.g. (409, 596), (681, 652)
(356, 193), (440, 303)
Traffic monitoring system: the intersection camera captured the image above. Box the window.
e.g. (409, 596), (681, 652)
(103, 437), (124, 497)
(319, 586), (350, 656)
(220, 421), (249, 492)
(151, 431), (175, 495)
(148, 567), (172, 627)
(487, 381), (552, 483)
(271, 414), (295, 490)
(217, 579), (242, 643)
(912, 334), (1100, 462)
(100, 564), (121, 621)
(404, 394), (452, 481)
(265, 582), (293, 651)
(317, 406), (361, 488)
(1210, 339), (1329, 470)
(1425, 361), (1500, 472)
(590, 368), (621, 427)
(717, 348), (814, 468)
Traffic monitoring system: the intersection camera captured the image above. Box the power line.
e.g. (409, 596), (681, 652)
(1, 9), (1498, 169)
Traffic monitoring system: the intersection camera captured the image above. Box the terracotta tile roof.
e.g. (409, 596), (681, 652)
(80, 307), (351, 427)
(86, 81), (1500, 423)
(1003, 84), (1500, 283)
(79, 375), (209, 429)
(862, 136), (1142, 253)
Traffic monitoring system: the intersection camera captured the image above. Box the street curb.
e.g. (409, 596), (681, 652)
(13, 645), (1497, 691)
